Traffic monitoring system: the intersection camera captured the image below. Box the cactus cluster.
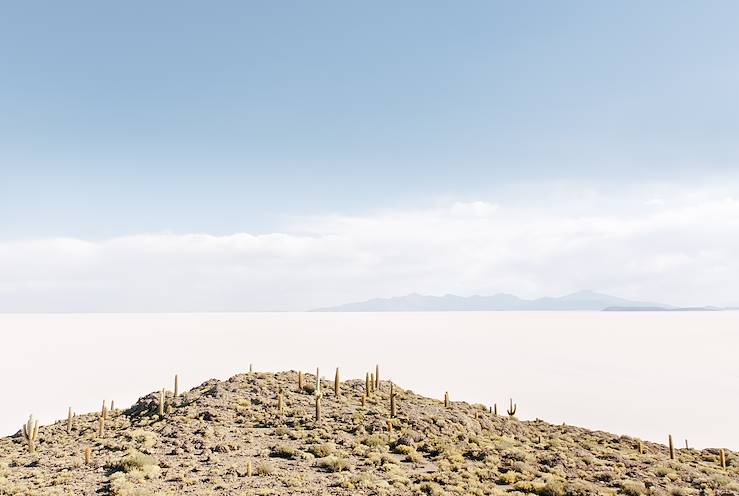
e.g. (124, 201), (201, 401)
(22, 415), (39, 453)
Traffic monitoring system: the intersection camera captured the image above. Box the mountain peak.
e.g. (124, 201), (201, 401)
(312, 291), (673, 312)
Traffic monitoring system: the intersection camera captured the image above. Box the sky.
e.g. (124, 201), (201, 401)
(1, 2), (738, 310)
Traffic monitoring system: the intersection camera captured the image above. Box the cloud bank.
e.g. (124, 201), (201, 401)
(2, 184), (739, 311)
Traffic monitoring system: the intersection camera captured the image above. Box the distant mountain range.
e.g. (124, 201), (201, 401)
(312, 290), (723, 312)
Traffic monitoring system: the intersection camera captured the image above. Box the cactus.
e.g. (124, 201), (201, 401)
(22, 415), (39, 453)
(507, 399), (517, 416)
(366, 373), (371, 397)
(277, 390), (284, 415)
(389, 382), (396, 418)
(101, 400), (108, 421)
(668, 434), (674, 460)
(159, 389), (165, 417)
(361, 395), (366, 407)
(684, 439), (689, 449)
(298, 371), (303, 391)
(84, 447), (92, 465)
(315, 367), (321, 396)
(174, 374), (179, 398)
(720, 448), (726, 469)
(375, 364), (380, 390)
(444, 391), (449, 408)
(66, 407), (73, 434)
(386, 419), (393, 433)
(639, 441), (645, 454)
(334, 368), (340, 397)
(110, 401), (115, 414)
(370, 373), (375, 394)
(494, 403), (497, 416)
(97, 415), (105, 438)
(247, 459), (253, 477)
(249, 363), (253, 373)
(315, 394), (322, 422)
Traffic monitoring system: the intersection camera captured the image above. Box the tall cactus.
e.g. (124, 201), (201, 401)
(298, 371), (304, 391)
(97, 415), (105, 438)
(370, 373), (375, 394)
(444, 391), (449, 408)
(720, 448), (726, 469)
(315, 394), (322, 422)
(366, 373), (371, 397)
(334, 368), (340, 397)
(159, 389), (165, 417)
(66, 407), (73, 434)
(315, 367), (321, 396)
(22, 415), (39, 453)
(101, 401), (108, 421)
(277, 389), (284, 415)
(668, 434), (674, 460)
(507, 399), (517, 416)
(389, 382), (396, 418)
(174, 374), (179, 398)
(84, 447), (92, 465)
(375, 364), (380, 390)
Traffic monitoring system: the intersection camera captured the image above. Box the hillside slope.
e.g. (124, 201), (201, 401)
(1, 371), (736, 496)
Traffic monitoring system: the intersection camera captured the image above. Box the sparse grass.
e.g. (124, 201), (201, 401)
(315, 455), (350, 472)
(620, 480), (647, 496)
(112, 450), (158, 474)
(255, 461), (275, 475)
(308, 442), (335, 458)
(270, 444), (299, 459)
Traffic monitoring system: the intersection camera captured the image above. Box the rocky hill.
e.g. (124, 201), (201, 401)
(1, 370), (737, 495)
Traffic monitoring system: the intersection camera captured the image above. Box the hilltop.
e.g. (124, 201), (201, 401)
(1, 370), (737, 496)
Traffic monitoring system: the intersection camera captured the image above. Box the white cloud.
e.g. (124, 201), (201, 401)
(2, 184), (739, 311)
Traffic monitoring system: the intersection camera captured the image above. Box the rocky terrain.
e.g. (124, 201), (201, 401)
(1, 370), (737, 496)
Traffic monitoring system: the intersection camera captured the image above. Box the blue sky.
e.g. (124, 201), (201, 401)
(2, 1), (738, 238)
(1, 2), (739, 309)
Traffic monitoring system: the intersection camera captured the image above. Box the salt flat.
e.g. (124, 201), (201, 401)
(2, 311), (737, 448)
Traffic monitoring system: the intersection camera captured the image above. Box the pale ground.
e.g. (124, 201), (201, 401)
(1, 312), (737, 448)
